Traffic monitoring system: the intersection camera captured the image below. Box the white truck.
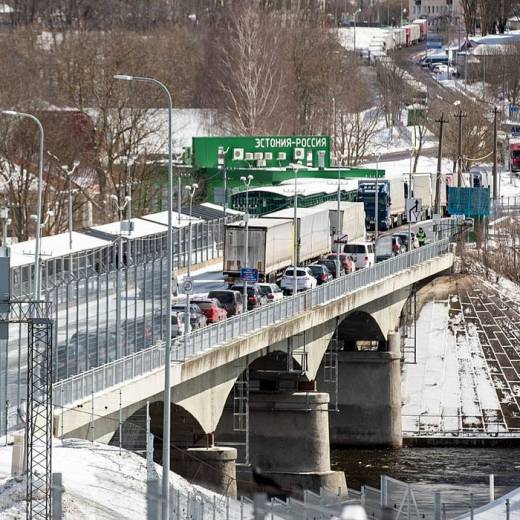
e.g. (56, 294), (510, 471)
(223, 218), (293, 285)
(310, 201), (366, 243)
(408, 173), (447, 219)
(264, 206), (332, 265)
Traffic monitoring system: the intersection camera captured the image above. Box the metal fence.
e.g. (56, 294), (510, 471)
(54, 237), (452, 408)
(2, 216), (231, 437)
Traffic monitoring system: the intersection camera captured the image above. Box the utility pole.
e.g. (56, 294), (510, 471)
(493, 106), (499, 201)
(434, 113), (448, 215)
(454, 109), (467, 187)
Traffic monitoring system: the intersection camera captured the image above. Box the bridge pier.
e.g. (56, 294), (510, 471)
(247, 390), (346, 498)
(173, 445), (238, 498)
(319, 331), (402, 448)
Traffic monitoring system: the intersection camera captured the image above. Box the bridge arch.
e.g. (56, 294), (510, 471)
(110, 400), (208, 462)
(337, 310), (386, 351)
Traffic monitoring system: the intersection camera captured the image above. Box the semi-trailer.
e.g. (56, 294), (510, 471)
(223, 218), (293, 285)
(357, 179), (406, 230)
(223, 206), (331, 285)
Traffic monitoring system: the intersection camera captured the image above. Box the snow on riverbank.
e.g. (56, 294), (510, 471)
(0, 439), (248, 519)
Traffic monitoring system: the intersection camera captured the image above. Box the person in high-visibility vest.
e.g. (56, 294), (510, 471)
(417, 227), (426, 247)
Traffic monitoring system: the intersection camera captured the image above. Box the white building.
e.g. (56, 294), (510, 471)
(409, 0), (462, 25)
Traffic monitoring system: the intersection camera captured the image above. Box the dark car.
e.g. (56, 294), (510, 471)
(315, 258), (345, 279)
(207, 290), (244, 317)
(326, 253), (355, 273)
(191, 298), (227, 324)
(171, 303), (207, 329)
(308, 263), (333, 285)
(230, 284), (266, 310)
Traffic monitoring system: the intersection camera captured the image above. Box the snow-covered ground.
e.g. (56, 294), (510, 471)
(361, 155), (453, 179)
(0, 439), (250, 519)
(402, 274), (520, 437)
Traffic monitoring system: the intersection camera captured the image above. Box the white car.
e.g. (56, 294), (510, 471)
(257, 283), (284, 302)
(343, 242), (375, 269)
(280, 267), (317, 294)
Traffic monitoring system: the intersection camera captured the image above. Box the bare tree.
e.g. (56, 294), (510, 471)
(460, 0), (478, 36)
(376, 58), (407, 127)
(209, 5), (283, 135)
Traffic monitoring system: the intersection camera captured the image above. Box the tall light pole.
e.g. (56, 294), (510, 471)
(287, 163), (307, 295)
(2, 110), (44, 301)
(184, 183), (197, 348)
(335, 169), (342, 278)
(61, 161), (80, 249)
(375, 154), (381, 244)
(114, 74), (174, 519)
(353, 9), (361, 53)
(240, 175), (253, 305)
(408, 148), (414, 252)
(126, 156), (136, 232)
(110, 194), (130, 360)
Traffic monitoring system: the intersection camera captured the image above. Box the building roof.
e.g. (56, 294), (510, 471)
(139, 211), (202, 228)
(9, 231), (110, 268)
(191, 203), (243, 221)
(84, 217), (168, 240)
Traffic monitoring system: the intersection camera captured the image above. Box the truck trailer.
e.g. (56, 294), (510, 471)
(264, 206), (332, 264)
(357, 179), (406, 231)
(310, 201), (366, 243)
(223, 218), (293, 285)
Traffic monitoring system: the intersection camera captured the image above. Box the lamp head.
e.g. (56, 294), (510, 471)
(240, 176), (246, 182)
(47, 210), (54, 218)
(247, 175), (253, 181)
(73, 160), (80, 168)
(192, 183), (199, 190)
(1, 110), (18, 116)
(110, 194), (118, 201)
(185, 184), (191, 191)
(124, 195), (131, 202)
(113, 74), (134, 81)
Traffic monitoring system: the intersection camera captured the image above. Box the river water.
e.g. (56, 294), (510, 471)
(332, 447), (520, 509)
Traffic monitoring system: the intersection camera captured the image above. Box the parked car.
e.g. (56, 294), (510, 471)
(257, 283), (284, 302)
(308, 263), (333, 285)
(191, 298), (227, 323)
(392, 232), (419, 251)
(375, 235), (405, 262)
(343, 242), (375, 269)
(315, 258), (345, 279)
(171, 303), (207, 329)
(207, 290), (244, 316)
(230, 284), (266, 310)
(280, 267), (318, 294)
(326, 253), (356, 274)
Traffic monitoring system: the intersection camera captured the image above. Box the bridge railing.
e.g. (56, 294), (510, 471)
(176, 237), (451, 360)
(54, 236), (452, 408)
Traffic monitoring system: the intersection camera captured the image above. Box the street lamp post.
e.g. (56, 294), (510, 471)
(335, 170), (342, 278)
(408, 148), (415, 252)
(59, 160), (81, 250)
(240, 175), (253, 306)
(375, 154), (381, 244)
(126, 156), (136, 231)
(114, 74), (174, 520)
(110, 194), (130, 360)
(1, 110), (44, 301)
(353, 9), (361, 53)
(184, 183), (198, 349)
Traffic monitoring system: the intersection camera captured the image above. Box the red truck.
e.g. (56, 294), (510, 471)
(510, 138), (520, 173)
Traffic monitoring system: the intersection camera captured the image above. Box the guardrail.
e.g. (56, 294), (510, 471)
(54, 236), (452, 408)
